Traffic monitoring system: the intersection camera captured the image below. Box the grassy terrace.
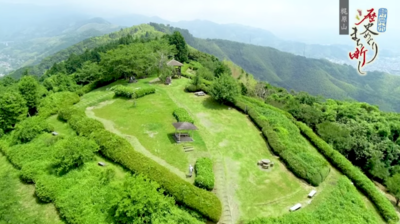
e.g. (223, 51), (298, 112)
(82, 77), (373, 223)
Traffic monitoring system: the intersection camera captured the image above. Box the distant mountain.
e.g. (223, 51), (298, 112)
(0, 17), (121, 74)
(150, 23), (400, 112)
(104, 16), (400, 75)
(169, 20), (400, 76)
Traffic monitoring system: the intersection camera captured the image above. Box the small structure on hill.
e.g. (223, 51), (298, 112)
(308, 190), (317, 198)
(167, 59), (183, 78)
(52, 132), (58, 136)
(257, 159), (274, 169)
(289, 203), (302, 212)
(195, 91), (206, 96)
(165, 76), (172, 85)
(128, 76), (137, 83)
(172, 122), (198, 143)
(98, 162), (106, 167)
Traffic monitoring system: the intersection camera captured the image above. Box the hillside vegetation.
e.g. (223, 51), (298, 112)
(149, 23), (400, 112)
(1, 24), (399, 223)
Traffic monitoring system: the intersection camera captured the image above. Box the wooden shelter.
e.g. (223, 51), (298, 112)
(167, 59), (183, 78)
(172, 122), (198, 143)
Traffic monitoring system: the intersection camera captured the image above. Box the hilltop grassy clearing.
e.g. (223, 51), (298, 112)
(82, 77), (383, 223)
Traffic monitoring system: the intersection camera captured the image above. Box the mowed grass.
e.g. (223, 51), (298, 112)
(0, 151), (64, 224)
(91, 78), (209, 173)
(85, 77), (385, 223)
(89, 78), (316, 221)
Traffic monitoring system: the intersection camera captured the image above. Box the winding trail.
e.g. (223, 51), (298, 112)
(86, 102), (190, 182)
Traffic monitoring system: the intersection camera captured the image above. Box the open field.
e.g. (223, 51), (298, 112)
(86, 77), (350, 223)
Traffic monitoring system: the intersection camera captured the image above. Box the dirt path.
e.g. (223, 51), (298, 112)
(86, 102), (190, 183)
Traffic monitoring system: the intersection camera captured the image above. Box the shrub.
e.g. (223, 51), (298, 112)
(53, 136), (99, 174)
(38, 91), (80, 118)
(296, 121), (398, 223)
(110, 85), (134, 98)
(185, 84), (201, 92)
(173, 108), (194, 124)
(68, 115), (104, 137)
(209, 74), (240, 104)
(57, 107), (85, 122)
(59, 108), (222, 222)
(194, 158), (215, 191)
(133, 87), (156, 98)
(12, 116), (54, 144)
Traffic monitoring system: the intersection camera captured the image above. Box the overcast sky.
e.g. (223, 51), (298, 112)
(1, 0), (399, 47)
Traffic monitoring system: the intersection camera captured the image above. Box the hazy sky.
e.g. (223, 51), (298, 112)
(1, 0), (399, 47)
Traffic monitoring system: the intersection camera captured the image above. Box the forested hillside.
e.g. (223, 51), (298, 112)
(149, 23), (400, 112)
(1, 23), (400, 224)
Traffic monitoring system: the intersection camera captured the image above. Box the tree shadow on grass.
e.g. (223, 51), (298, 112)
(201, 97), (228, 110)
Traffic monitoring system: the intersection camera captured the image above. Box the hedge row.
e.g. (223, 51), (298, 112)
(58, 108), (222, 222)
(133, 87), (155, 98)
(233, 98), (330, 186)
(296, 121), (398, 223)
(173, 108), (195, 124)
(110, 85), (134, 98)
(194, 158), (215, 191)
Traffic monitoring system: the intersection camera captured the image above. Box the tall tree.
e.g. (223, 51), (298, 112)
(168, 31), (188, 63)
(209, 73), (240, 104)
(0, 91), (28, 132)
(18, 76), (41, 115)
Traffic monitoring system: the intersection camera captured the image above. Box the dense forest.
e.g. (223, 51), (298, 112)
(1, 24), (400, 223)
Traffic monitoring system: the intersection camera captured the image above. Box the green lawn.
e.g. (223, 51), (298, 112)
(89, 78), (319, 222)
(83, 77), (385, 223)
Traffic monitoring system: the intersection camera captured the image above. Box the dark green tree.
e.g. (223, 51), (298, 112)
(0, 91), (28, 132)
(386, 173), (400, 206)
(18, 76), (41, 114)
(168, 31), (188, 63)
(209, 73), (240, 104)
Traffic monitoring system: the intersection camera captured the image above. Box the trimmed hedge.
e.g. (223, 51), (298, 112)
(194, 158), (215, 191)
(109, 85), (155, 99)
(296, 121), (398, 223)
(173, 108), (194, 124)
(133, 87), (155, 98)
(58, 108), (222, 222)
(233, 97), (330, 186)
(110, 85), (134, 98)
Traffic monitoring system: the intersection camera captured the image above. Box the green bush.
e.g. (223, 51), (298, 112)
(233, 97), (330, 186)
(38, 91), (80, 118)
(110, 85), (134, 98)
(12, 116), (54, 144)
(57, 107), (85, 122)
(52, 136), (99, 174)
(296, 121), (398, 223)
(173, 108), (194, 124)
(194, 158), (215, 191)
(68, 115), (104, 137)
(133, 87), (156, 98)
(61, 109), (222, 222)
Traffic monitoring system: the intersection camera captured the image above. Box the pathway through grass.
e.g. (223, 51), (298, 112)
(88, 78), (317, 223)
